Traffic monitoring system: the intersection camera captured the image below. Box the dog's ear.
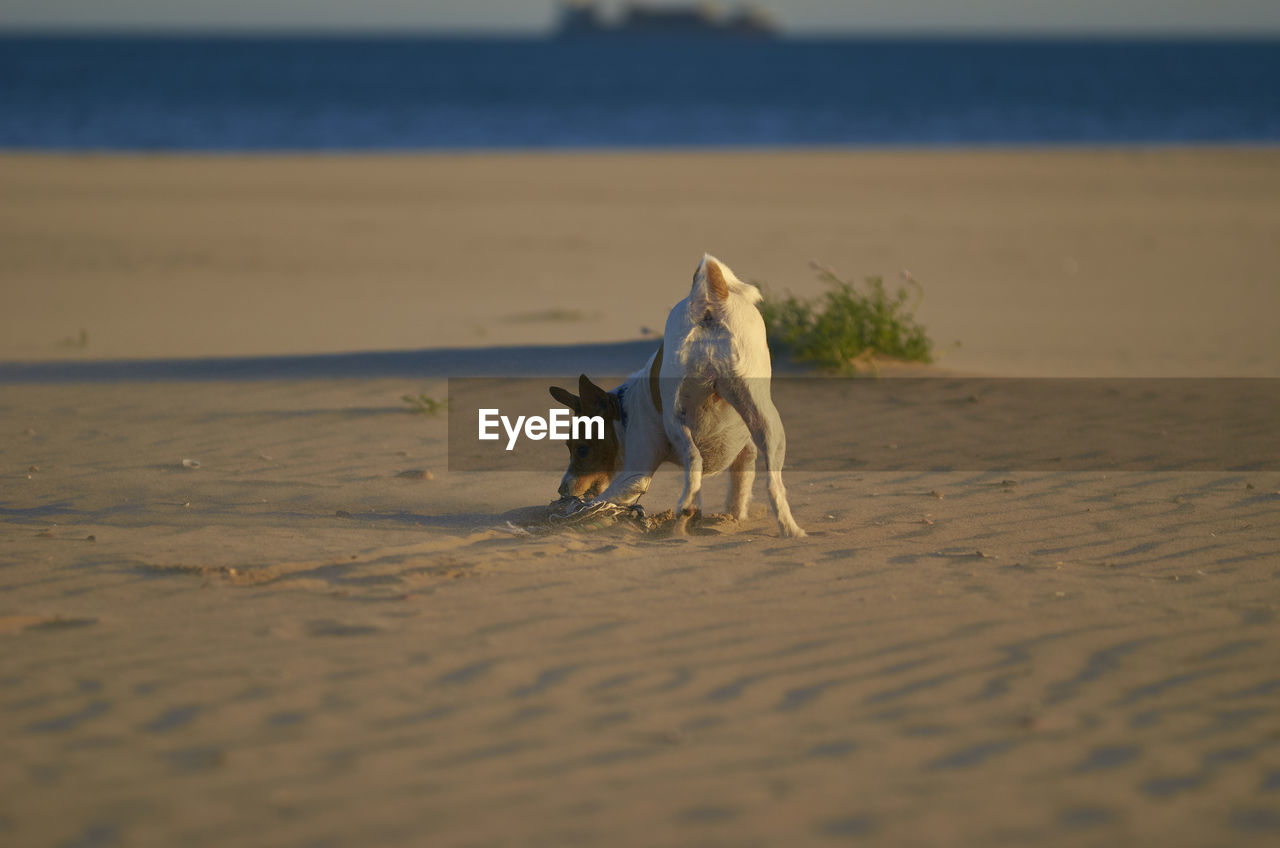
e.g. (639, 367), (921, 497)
(578, 374), (621, 420)
(549, 385), (582, 413)
(705, 257), (730, 301)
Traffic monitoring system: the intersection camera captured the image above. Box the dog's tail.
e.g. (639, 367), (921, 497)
(688, 253), (761, 322)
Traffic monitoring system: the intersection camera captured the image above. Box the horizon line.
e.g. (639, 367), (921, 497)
(3, 25), (1280, 40)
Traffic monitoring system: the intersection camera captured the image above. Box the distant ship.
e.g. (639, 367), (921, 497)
(556, 1), (779, 38)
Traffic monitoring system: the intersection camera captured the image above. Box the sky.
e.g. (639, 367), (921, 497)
(1, 0), (1278, 36)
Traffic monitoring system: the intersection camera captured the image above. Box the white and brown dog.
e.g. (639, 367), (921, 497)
(550, 254), (805, 538)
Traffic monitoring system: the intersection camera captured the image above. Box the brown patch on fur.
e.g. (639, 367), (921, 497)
(649, 342), (664, 414)
(549, 377), (622, 498)
(705, 259), (729, 301)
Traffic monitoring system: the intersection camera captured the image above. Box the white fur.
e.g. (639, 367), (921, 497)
(594, 254), (805, 538)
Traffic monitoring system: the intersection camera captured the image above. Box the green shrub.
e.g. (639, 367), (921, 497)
(402, 393), (448, 415)
(758, 264), (934, 375)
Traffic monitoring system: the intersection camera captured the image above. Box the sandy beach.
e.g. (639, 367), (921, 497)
(2, 149), (1279, 847)
(4, 149), (1280, 374)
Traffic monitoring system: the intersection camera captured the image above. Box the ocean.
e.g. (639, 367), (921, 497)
(1, 35), (1278, 150)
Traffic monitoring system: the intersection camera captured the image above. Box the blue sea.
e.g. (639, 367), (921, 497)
(1, 35), (1278, 150)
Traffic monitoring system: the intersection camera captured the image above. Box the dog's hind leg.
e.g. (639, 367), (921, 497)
(670, 411), (704, 535)
(726, 441), (756, 522)
(717, 376), (806, 538)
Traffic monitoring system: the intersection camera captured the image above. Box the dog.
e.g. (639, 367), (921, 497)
(549, 254), (805, 537)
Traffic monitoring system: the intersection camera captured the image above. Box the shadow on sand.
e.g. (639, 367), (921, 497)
(0, 340), (818, 383)
(0, 341), (672, 383)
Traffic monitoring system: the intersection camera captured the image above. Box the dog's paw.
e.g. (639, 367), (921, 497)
(778, 522), (807, 539)
(668, 507), (700, 537)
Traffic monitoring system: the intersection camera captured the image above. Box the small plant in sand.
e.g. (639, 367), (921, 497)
(402, 393), (448, 415)
(758, 263), (934, 375)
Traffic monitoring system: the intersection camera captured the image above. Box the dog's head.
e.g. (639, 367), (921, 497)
(548, 374), (621, 499)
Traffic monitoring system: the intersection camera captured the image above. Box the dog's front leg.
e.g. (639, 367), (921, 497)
(594, 470), (653, 506)
(593, 428), (666, 507)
